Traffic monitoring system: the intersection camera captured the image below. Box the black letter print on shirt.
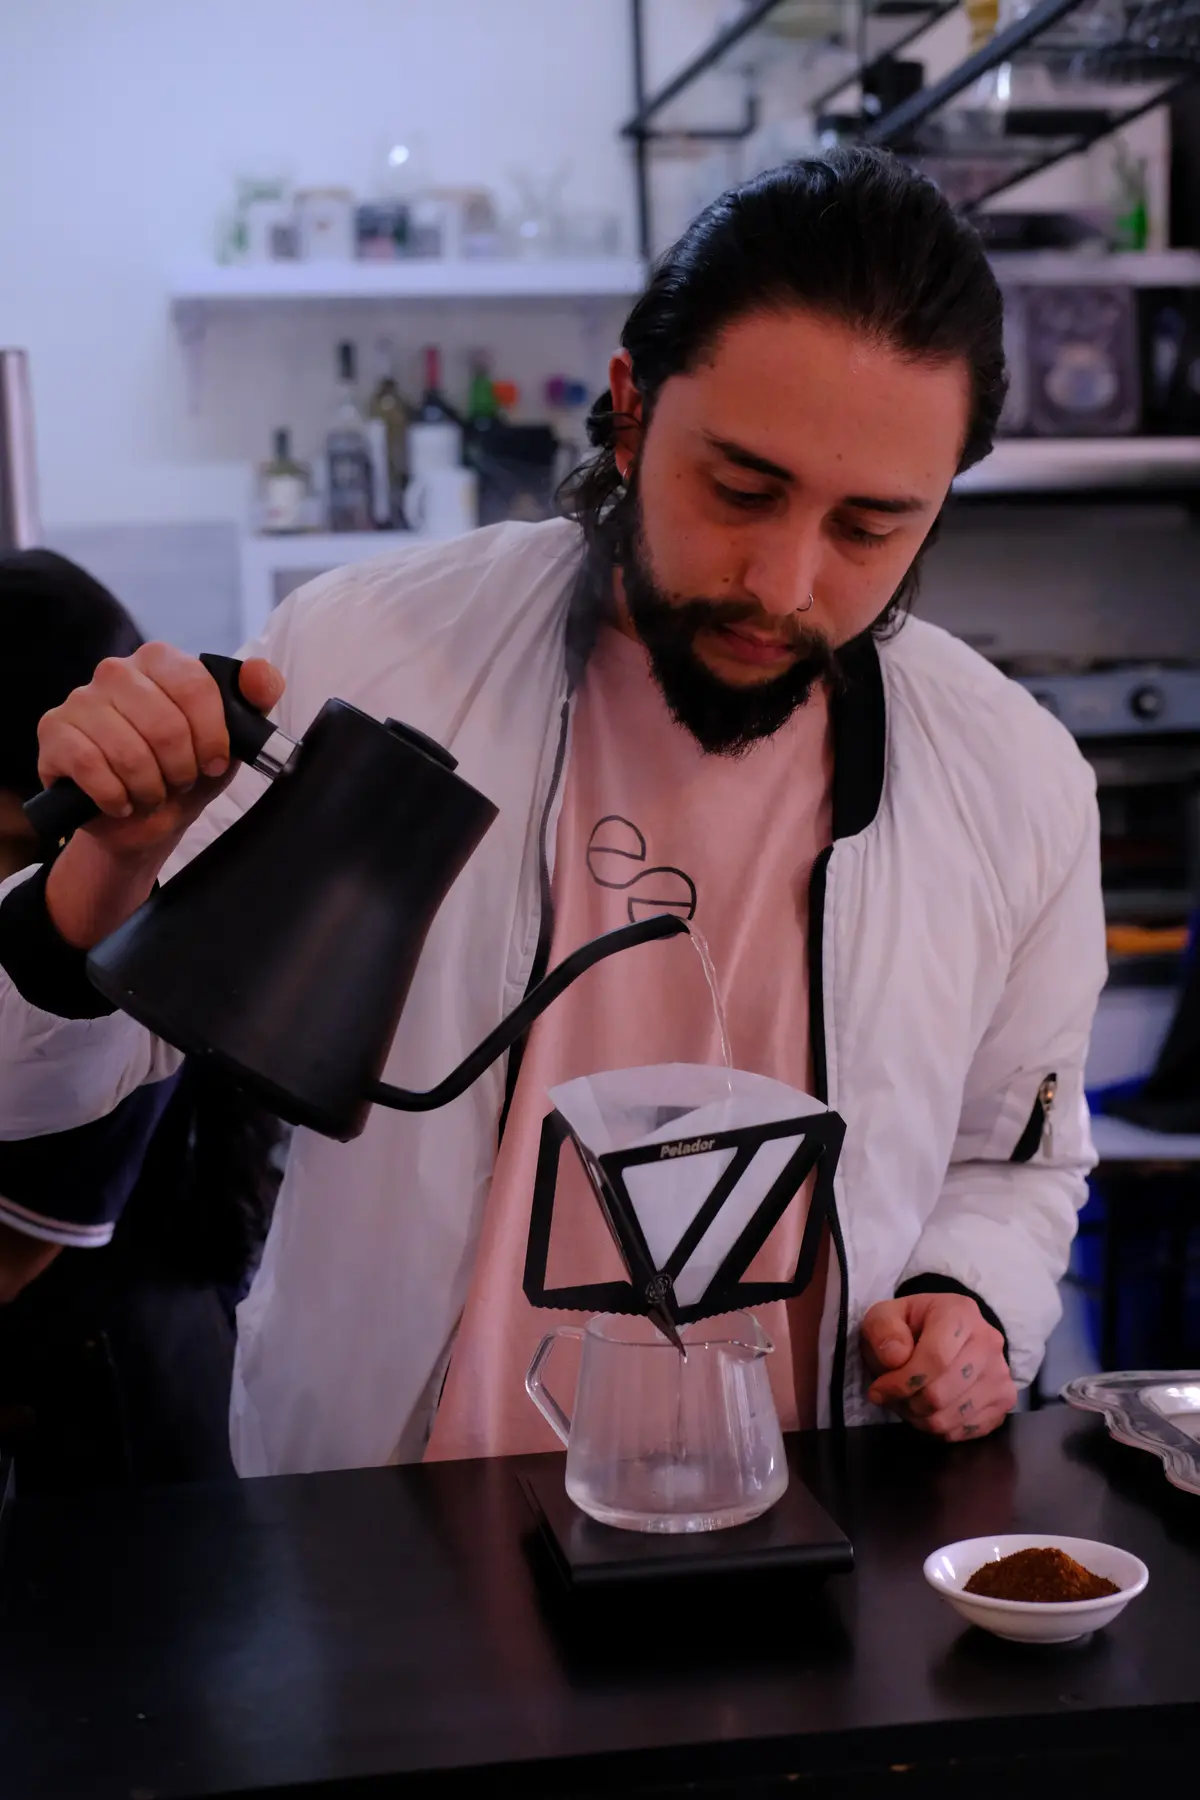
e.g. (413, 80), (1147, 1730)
(586, 815), (697, 925)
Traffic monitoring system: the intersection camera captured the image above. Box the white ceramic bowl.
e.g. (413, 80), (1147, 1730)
(924, 1533), (1149, 1644)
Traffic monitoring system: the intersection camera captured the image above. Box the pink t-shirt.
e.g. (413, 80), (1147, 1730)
(426, 625), (834, 1462)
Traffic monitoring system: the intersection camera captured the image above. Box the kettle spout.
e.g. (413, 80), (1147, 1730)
(369, 913), (691, 1113)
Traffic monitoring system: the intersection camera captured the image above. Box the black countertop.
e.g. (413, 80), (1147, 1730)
(2, 1408), (1199, 1799)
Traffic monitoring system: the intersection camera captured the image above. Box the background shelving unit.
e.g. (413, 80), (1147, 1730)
(239, 529), (416, 641)
(235, 434), (1200, 647)
(952, 436), (1200, 491)
(864, 0), (1200, 210)
(168, 255), (645, 420)
(624, 0), (946, 254)
(625, 0), (1200, 243)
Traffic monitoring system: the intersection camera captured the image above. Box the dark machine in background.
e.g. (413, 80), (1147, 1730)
(1013, 663), (1200, 924)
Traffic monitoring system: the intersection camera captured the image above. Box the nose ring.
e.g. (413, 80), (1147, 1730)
(796, 592), (814, 614)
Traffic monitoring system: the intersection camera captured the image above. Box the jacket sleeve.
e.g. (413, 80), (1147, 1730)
(898, 771), (1107, 1387)
(0, 602), (303, 1247)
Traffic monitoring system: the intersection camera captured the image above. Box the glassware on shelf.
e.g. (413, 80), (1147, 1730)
(296, 188), (356, 263)
(1110, 138), (1150, 248)
(939, 0), (1124, 154)
(1078, 0), (1200, 79)
(961, 0), (1066, 139)
(242, 190), (296, 265)
(220, 174), (294, 265)
(506, 167), (569, 259)
(965, 0), (1001, 54)
(557, 210), (622, 258)
(413, 188), (502, 260)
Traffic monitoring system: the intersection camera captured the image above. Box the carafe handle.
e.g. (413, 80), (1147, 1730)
(524, 1324), (585, 1447)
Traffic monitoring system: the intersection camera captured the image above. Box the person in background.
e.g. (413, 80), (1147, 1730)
(0, 549), (283, 1491)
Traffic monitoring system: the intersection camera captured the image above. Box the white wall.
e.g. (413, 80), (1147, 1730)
(1, 0), (1174, 537)
(1, 0), (1185, 665)
(0, 0), (666, 531)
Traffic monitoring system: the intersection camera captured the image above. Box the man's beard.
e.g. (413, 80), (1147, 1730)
(618, 491), (842, 757)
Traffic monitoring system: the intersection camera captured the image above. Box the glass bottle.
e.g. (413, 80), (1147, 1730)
(367, 338), (410, 526)
(416, 345), (459, 425)
(259, 428), (309, 534)
(326, 342), (373, 533)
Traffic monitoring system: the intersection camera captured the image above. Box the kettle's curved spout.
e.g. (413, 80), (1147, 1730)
(369, 914), (691, 1113)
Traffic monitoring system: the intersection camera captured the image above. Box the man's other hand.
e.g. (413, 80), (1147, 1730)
(861, 1292), (1017, 1441)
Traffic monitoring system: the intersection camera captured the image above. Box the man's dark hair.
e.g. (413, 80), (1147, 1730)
(0, 549), (144, 801)
(0, 549), (283, 1314)
(560, 148), (1007, 635)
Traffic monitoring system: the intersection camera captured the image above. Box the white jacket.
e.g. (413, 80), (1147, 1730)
(0, 519), (1106, 1473)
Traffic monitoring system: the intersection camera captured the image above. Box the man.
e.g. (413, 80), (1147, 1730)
(0, 151), (1105, 1476)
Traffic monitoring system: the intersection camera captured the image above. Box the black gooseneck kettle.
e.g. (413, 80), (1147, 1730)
(25, 655), (688, 1142)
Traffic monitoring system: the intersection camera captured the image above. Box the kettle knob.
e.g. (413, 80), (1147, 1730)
(383, 717), (459, 772)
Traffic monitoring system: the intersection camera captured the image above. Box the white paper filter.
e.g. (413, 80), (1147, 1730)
(548, 1064), (828, 1308)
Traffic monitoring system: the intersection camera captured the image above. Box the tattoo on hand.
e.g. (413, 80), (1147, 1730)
(960, 1398), (973, 1415)
(962, 1424), (979, 1437)
(907, 1373), (926, 1391)
(961, 1364), (974, 1381)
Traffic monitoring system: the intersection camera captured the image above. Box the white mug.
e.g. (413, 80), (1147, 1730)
(407, 466), (478, 540)
(407, 421), (463, 481)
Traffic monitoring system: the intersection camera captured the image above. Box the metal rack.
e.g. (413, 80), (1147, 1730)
(625, 0), (953, 253)
(866, 0), (1200, 210)
(625, 0), (1200, 247)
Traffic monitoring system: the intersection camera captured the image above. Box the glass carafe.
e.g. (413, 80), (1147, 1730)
(525, 1310), (788, 1534)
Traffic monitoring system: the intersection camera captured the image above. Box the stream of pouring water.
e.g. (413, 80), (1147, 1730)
(687, 925), (734, 1093)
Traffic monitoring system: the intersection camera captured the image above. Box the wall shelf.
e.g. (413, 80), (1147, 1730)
(953, 437), (1200, 494)
(170, 257), (647, 417)
(988, 250), (1200, 286)
(170, 258), (647, 308)
(626, 0), (1200, 237)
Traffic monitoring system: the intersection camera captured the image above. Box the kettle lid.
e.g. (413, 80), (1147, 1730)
(383, 717), (458, 772)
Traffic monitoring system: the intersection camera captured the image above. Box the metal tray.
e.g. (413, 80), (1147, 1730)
(1063, 1371), (1200, 1497)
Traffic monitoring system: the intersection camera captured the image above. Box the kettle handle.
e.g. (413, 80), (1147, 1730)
(369, 913), (691, 1113)
(23, 654), (288, 856)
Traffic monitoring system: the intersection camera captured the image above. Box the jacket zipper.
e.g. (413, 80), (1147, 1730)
(1011, 1073), (1057, 1164)
(807, 845), (849, 1436)
(502, 700), (851, 1430)
(497, 700), (572, 1141)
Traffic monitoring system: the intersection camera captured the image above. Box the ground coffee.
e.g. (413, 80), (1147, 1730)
(964, 1546), (1119, 1603)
